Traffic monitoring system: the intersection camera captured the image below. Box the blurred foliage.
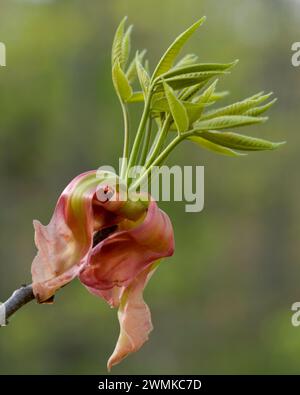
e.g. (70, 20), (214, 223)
(0, 0), (300, 374)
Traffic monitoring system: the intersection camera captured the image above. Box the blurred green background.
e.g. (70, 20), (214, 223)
(0, 0), (300, 374)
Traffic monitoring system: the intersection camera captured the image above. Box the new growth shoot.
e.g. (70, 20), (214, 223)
(111, 16), (284, 192)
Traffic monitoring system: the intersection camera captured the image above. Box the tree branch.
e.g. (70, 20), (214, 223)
(0, 224), (118, 327)
(0, 285), (35, 326)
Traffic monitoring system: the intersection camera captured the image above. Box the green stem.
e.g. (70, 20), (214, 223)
(139, 117), (152, 166)
(120, 101), (130, 180)
(145, 114), (171, 168)
(126, 93), (152, 181)
(130, 134), (184, 190)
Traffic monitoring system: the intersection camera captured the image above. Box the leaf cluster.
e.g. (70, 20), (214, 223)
(111, 16), (284, 187)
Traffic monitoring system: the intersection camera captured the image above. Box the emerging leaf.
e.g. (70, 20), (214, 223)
(161, 60), (238, 79)
(122, 25), (133, 68)
(193, 79), (218, 105)
(174, 53), (198, 68)
(163, 81), (189, 133)
(189, 135), (246, 157)
(112, 16), (127, 67)
(136, 53), (150, 95)
(158, 71), (229, 91)
(112, 60), (133, 102)
(152, 17), (206, 79)
(184, 102), (206, 124)
(127, 91), (144, 103)
(126, 49), (147, 83)
(245, 98), (277, 116)
(151, 94), (170, 112)
(151, 96), (206, 125)
(201, 92), (274, 120)
(209, 91), (229, 102)
(195, 115), (267, 130)
(195, 130), (285, 151)
(179, 82), (207, 101)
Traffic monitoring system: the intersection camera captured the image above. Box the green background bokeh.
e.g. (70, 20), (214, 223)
(0, 0), (300, 374)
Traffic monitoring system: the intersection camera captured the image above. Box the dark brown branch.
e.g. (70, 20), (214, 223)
(0, 225), (117, 326)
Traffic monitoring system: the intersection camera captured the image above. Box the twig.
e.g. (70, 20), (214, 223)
(0, 224), (118, 326)
(1, 285), (35, 325)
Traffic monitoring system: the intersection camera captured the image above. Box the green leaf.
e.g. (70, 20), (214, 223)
(112, 59), (133, 101)
(248, 91), (265, 100)
(112, 16), (127, 67)
(136, 53), (150, 95)
(189, 135), (245, 157)
(195, 115), (268, 130)
(201, 93), (274, 120)
(208, 91), (229, 102)
(253, 92), (274, 103)
(151, 94), (169, 112)
(122, 24), (133, 68)
(152, 17), (206, 79)
(163, 81), (189, 133)
(179, 82), (207, 101)
(245, 98), (277, 116)
(184, 102), (206, 124)
(193, 79), (218, 105)
(126, 49), (146, 83)
(127, 91), (144, 103)
(151, 96), (205, 123)
(162, 60), (238, 79)
(195, 130), (285, 151)
(174, 53), (198, 68)
(158, 70), (228, 91)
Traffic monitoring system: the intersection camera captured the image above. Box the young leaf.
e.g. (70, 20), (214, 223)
(126, 49), (147, 83)
(159, 71), (229, 91)
(127, 91), (144, 103)
(244, 98), (277, 116)
(162, 60), (238, 79)
(200, 93), (274, 121)
(112, 59), (133, 102)
(179, 82), (207, 101)
(195, 130), (285, 151)
(163, 81), (189, 133)
(208, 91), (229, 102)
(122, 25), (133, 68)
(151, 94), (170, 112)
(184, 102), (206, 124)
(136, 53), (150, 95)
(152, 17), (206, 80)
(248, 91), (265, 100)
(151, 96), (206, 122)
(174, 53), (198, 68)
(188, 136), (246, 157)
(153, 81), (217, 117)
(111, 16), (127, 67)
(193, 79), (218, 105)
(195, 115), (267, 130)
